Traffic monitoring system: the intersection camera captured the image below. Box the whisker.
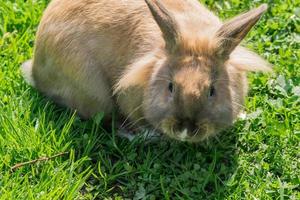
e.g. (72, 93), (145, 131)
(123, 117), (146, 130)
(192, 127), (200, 138)
(152, 121), (162, 132)
(120, 104), (143, 128)
(154, 79), (170, 82)
(232, 101), (248, 110)
(156, 75), (172, 81)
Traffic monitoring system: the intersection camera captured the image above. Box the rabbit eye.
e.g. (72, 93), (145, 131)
(209, 86), (216, 97)
(168, 82), (174, 93)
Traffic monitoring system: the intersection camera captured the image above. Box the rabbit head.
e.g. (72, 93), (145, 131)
(142, 0), (268, 142)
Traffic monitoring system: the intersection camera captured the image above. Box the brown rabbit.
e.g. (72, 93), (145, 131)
(22, 0), (270, 142)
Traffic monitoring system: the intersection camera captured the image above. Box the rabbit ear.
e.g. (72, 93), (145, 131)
(145, 0), (179, 52)
(215, 4), (268, 59)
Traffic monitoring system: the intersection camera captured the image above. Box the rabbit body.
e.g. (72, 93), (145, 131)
(23, 0), (270, 142)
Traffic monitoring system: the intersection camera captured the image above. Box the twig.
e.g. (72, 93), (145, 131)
(10, 152), (69, 172)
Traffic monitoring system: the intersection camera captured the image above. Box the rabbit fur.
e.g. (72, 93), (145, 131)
(22, 0), (270, 142)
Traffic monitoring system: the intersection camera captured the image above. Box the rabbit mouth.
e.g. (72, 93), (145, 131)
(160, 118), (216, 142)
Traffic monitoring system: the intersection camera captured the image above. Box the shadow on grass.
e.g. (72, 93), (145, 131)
(27, 90), (239, 199)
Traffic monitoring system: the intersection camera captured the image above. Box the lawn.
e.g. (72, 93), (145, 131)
(0, 0), (299, 199)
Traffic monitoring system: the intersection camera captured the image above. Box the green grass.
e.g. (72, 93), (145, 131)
(0, 0), (299, 199)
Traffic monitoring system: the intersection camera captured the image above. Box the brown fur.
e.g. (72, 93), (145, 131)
(22, 0), (270, 142)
